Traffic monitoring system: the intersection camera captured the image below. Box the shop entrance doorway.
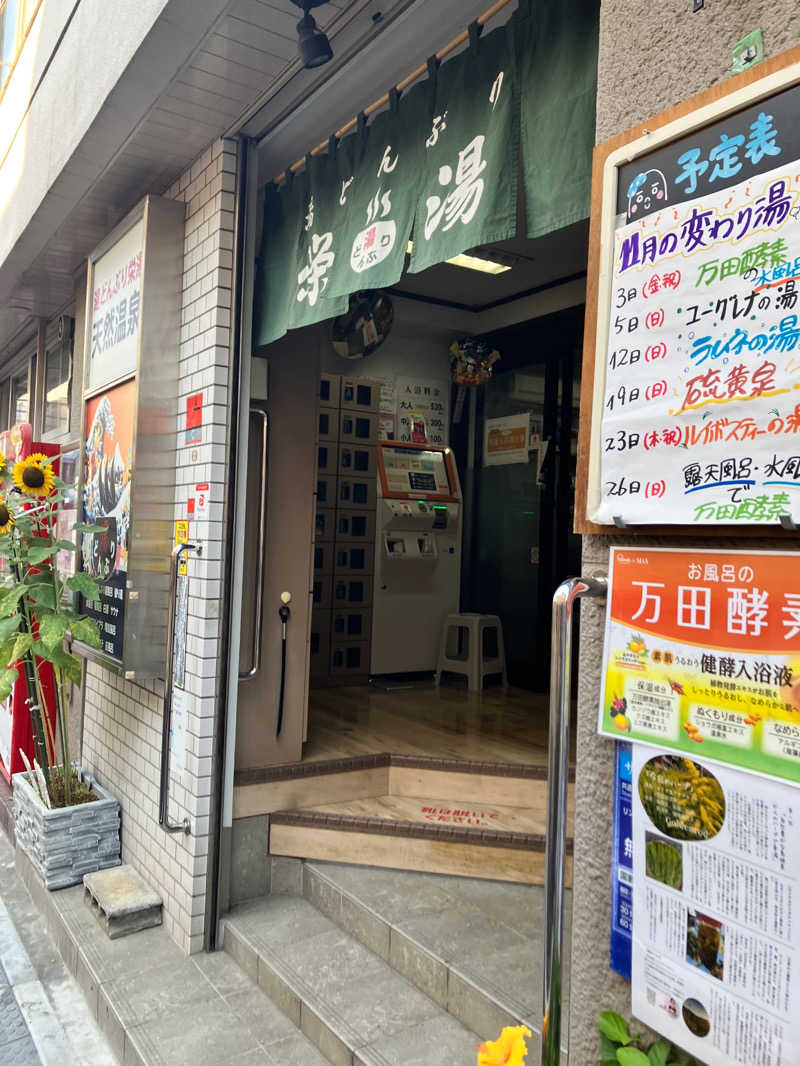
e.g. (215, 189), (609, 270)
(234, 225), (586, 886)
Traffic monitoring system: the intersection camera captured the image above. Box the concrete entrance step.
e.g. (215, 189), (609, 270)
(222, 893), (483, 1066)
(300, 860), (567, 1044)
(15, 845), (331, 1066)
(269, 793), (573, 886)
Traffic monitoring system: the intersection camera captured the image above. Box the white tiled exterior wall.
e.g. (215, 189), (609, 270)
(82, 138), (237, 954)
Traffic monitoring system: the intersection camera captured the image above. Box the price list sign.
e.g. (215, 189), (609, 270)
(591, 82), (800, 526)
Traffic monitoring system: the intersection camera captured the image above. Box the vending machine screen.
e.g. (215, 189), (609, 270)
(381, 446), (452, 498)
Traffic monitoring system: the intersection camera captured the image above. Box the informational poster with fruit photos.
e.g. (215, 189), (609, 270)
(599, 546), (800, 785)
(631, 744), (800, 1066)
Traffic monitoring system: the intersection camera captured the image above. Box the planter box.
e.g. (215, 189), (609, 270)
(12, 770), (121, 890)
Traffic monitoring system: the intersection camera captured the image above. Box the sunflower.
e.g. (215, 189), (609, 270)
(477, 1025), (532, 1066)
(12, 453), (55, 497)
(0, 498), (15, 534)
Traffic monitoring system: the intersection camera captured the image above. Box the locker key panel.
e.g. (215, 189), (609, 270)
(313, 575), (333, 610)
(333, 577), (373, 607)
(334, 544), (375, 576)
(314, 506), (336, 543)
(314, 542), (335, 575)
(339, 409), (379, 444)
(319, 373), (341, 409)
(318, 409), (340, 442)
(337, 477), (377, 511)
(335, 508), (376, 543)
(330, 641), (370, 676)
(316, 442), (339, 476)
(340, 377), (381, 413)
(310, 610), (332, 679)
(316, 474), (336, 507)
(332, 608), (372, 643)
(338, 444), (377, 478)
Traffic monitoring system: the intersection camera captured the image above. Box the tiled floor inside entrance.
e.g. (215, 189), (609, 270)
(235, 683), (576, 888)
(304, 683), (565, 767)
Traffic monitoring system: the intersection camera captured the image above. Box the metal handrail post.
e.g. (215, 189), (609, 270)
(160, 540), (202, 834)
(239, 404), (268, 680)
(541, 574), (607, 1066)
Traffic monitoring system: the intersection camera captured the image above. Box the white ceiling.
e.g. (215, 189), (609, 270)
(0, 0), (569, 360)
(0, 0), (438, 353)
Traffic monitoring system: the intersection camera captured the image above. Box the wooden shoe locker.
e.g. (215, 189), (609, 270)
(311, 374), (380, 684)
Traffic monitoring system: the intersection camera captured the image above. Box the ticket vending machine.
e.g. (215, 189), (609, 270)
(371, 442), (462, 676)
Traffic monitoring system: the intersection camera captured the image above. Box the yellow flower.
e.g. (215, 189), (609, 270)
(0, 498), (14, 534)
(12, 453), (55, 497)
(477, 1025), (532, 1066)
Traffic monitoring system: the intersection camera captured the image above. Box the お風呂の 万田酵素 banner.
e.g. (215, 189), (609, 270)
(599, 546), (800, 784)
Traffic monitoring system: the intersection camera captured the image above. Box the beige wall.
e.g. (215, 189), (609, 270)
(570, 5), (800, 1062)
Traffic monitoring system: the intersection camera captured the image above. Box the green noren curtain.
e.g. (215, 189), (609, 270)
(518, 0), (598, 239)
(328, 82), (429, 296)
(408, 21), (519, 275)
(253, 4), (599, 347)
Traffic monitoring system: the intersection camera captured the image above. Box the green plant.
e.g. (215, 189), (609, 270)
(597, 1012), (699, 1066)
(0, 451), (101, 807)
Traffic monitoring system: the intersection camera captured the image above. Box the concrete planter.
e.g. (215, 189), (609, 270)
(12, 770), (121, 890)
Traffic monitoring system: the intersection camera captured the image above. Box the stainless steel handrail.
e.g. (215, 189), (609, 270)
(239, 404), (268, 679)
(541, 573), (607, 1066)
(160, 540), (202, 834)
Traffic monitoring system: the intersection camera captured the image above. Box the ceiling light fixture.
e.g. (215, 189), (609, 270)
(405, 242), (511, 275)
(445, 253), (511, 275)
(291, 0), (333, 69)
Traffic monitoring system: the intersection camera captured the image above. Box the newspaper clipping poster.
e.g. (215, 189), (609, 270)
(631, 743), (799, 1065)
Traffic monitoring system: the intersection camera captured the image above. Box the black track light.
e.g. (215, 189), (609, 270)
(291, 1), (333, 70)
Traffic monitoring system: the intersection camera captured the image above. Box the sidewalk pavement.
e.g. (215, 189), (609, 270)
(0, 831), (119, 1066)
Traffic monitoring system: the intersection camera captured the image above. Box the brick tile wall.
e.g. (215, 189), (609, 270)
(82, 138), (237, 954)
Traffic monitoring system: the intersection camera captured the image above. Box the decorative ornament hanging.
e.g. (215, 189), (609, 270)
(449, 339), (500, 423)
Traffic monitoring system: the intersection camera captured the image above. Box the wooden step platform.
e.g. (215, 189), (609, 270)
(269, 792), (573, 886)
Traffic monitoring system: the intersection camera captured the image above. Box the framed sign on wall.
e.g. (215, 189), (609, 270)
(75, 195), (185, 678)
(576, 46), (800, 534)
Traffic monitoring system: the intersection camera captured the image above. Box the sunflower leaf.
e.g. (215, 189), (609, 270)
(0, 637), (18, 671)
(28, 584), (56, 610)
(37, 614), (69, 651)
(0, 667), (18, 702)
(0, 615), (20, 642)
(26, 542), (58, 565)
(0, 586), (25, 617)
(73, 523), (105, 534)
(70, 618), (101, 650)
(47, 645), (82, 686)
(67, 573), (100, 600)
(10, 632), (34, 661)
